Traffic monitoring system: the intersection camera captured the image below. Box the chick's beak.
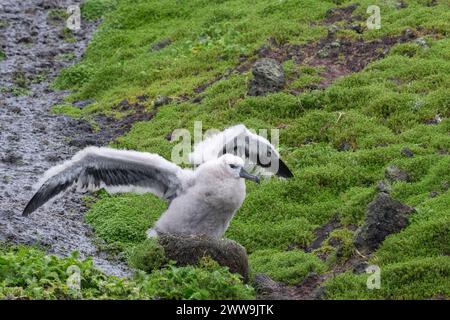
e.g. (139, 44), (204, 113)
(239, 168), (260, 184)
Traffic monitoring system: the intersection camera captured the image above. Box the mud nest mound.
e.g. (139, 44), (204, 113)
(158, 234), (249, 281)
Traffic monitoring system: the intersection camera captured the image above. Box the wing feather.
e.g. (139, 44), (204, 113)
(189, 124), (293, 178)
(23, 147), (191, 216)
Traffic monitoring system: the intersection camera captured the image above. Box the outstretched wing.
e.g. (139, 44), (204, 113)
(23, 147), (192, 216)
(188, 124), (293, 178)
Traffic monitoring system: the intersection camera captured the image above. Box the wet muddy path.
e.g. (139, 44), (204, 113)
(0, 0), (130, 276)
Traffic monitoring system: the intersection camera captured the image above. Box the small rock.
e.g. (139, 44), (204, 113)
(424, 114), (442, 125)
(154, 95), (172, 107)
(415, 37), (428, 48)
(10, 106), (22, 114)
(158, 234), (249, 281)
(385, 165), (410, 182)
(401, 147), (414, 157)
(376, 180), (392, 193)
(403, 28), (416, 39)
(395, 1), (408, 9)
(352, 261), (369, 274)
(248, 58), (285, 96)
(350, 24), (363, 34)
(150, 38), (172, 51)
(429, 191), (439, 198)
(68, 138), (99, 148)
(354, 193), (415, 252)
(338, 141), (353, 152)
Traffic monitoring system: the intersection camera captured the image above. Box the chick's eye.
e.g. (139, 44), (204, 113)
(229, 164), (238, 169)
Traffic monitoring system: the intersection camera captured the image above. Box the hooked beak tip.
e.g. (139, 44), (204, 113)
(239, 168), (260, 184)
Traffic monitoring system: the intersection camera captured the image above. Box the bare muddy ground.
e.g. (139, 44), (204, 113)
(0, 0), (130, 276)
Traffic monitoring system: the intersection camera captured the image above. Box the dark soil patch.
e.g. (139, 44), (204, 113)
(255, 253), (368, 300)
(193, 2), (440, 97)
(305, 216), (341, 253)
(322, 3), (362, 25)
(65, 97), (158, 148)
(238, 28), (434, 94)
(96, 98), (157, 142)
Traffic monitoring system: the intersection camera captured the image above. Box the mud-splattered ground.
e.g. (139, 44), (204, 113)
(0, 0), (130, 276)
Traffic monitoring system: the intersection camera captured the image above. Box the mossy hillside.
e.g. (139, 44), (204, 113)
(53, 0), (337, 106)
(50, 0), (450, 299)
(324, 256), (450, 300)
(324, 188), (450, 299)
(0, 245), (254, 300)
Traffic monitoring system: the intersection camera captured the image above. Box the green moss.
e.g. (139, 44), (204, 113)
(51, 104), (83, 119)
(84, 192), (166, 249)
(127, 238), (166, 273)
(81, 0), (118, 21)
(324, 256), (450, 300)
(48, 9), (69, 25)
(0, 245), (253, 300)
(0, 245), (136, 299)
(137, 258), (255, 300)
(249, 249), (327, 285)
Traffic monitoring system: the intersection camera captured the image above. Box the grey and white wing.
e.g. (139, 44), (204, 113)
(23, 147), (192, 216)
(188, 124), (293, 178)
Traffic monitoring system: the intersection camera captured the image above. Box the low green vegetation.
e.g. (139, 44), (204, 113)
(0, 245), (253, 300)
(81, 0), (118, 21)
(5, 0), (448, 299)
(249, 249), (327, 285)
(127, 238), (167, 273)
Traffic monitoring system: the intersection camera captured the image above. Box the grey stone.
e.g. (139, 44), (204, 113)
(354, 193), (415, 252)
(401, 147), (414, 157)
(150, 38), (172, 52)
(248, 58), (285, 96)
(376, 180), (392, 193)
(415, 37), (428, 48)
(154, 95), (172, 107)
(385, 165), (411, 182)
